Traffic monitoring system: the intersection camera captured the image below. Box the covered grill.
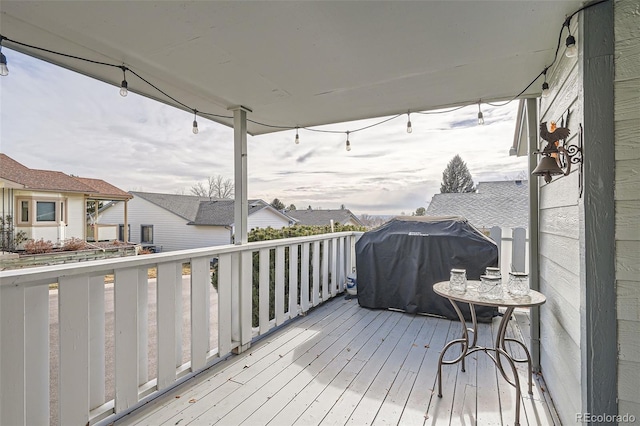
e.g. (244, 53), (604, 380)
(355, 216), (499, 322)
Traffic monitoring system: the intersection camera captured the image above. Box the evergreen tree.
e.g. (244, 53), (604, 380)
(414, 207), (426, 216)
(440, 155), (476, 193)
(270, 198), (285, 210)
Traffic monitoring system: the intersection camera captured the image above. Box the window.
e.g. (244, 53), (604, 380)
(118, 224), (131, 242)
(60, 202), (65, 223)
(141, 225), (153, 243)
(21, 200), (29, 222)
(36, 201), (56, 222)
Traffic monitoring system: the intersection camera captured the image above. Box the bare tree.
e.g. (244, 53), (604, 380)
(190, 175), (234, 198)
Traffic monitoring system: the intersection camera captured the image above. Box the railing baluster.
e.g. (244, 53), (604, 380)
(25, 285), (49, 425)
(114, 267), (139, 412)
(174, 263), (183, 368)
(337, 237), (345, 292)
(218, 253), (232, 356)
(321, 240), (329, 301)
(191, 257), (209, 371)
(301, 243), (310, 312)
(288, 244), (299, 319)
(259, 248), (270, 334)
(157, 262), (177, 390)
(312, 241), (320, 306)
(59, 275), (90, 425)
(137, 268), (149, 386)
(275, 246), (285, 325)
(0, 284), (26, 426)
(89, 276), (106, 409)
(240, 251), (253, 347)
(330, 238), (338, 296)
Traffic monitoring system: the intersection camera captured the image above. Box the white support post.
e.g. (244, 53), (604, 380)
(232, 106), (250, 245)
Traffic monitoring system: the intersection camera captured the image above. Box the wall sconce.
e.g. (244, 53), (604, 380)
(532, 122), (582, 184)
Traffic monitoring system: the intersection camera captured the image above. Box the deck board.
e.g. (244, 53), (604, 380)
(119, 298), (559, 426)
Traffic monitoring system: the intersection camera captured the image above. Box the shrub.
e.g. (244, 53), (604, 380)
(62, 237), (87, 251)
(212, 224), (365, 326)
(24, 238), (54, 254)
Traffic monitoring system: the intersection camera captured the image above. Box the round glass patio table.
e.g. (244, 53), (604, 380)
(433, 281), (546, 426)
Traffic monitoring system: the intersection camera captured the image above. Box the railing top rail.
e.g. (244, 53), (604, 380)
(0, 231), (359, 285)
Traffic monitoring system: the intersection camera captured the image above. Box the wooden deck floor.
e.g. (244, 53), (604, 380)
(117, 297), (559, 426)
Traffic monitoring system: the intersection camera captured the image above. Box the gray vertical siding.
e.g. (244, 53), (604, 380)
(614, 0), (640, 418)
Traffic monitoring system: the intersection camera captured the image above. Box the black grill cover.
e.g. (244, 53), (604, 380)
(355, 216), (499, 322)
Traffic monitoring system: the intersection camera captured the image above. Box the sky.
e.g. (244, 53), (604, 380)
(0, 49), (528, 216)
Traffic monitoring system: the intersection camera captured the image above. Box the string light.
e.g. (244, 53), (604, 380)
(0, 38), (8, 76)
(0, 1), (606, 143)
(564, 17), (578, 58)
(541, 68), (550, 97)
(192, 110), (199, 134)
(119, 66), (128, 97)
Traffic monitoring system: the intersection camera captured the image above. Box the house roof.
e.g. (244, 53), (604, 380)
(286, 209), (363, 227)
(425, 180), (528, 229)
(1, 1), (583, 135)
(131, 191), (289, 226)
(0, 153), (132, 199)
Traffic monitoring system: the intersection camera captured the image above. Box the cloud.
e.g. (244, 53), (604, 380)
(1, 49), (528, 216)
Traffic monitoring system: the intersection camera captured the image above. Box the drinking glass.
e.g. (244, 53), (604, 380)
(508, 272), (530, 296)
(449, 269), (467, 292)
(478, 275), (503, 299)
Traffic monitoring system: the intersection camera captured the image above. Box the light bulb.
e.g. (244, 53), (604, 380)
(0, 52), (8, 76)
(345, 133), (351, 151)
(295, 130), (300, 144)
(192, 120), (199, 134)
(119, 79), (128, 97)
(407, 119), (412, 134)
(477, 111), (484, 125)
(565, 35), (578, 58)
(541, 82), (550, 98)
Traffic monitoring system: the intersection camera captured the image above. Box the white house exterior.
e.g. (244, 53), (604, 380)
(99, 192), (294, 252)
(0, 154), (131, 248)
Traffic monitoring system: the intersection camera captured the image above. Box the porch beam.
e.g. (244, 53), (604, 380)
(525, 97), (541, 372)
(580, 0), (617, 417)
(231, 106), (251, 245)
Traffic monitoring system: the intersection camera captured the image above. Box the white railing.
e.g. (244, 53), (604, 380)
(489, 226), (529, 274)
(0, 231), (358, 426)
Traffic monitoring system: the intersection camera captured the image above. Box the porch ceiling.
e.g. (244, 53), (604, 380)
(0, 1), (582, 135)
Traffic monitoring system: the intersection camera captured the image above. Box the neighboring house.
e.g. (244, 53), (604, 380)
(0, 153), (132, 248)
(99, 191), (294, 252)
(286, 208), (364, 227)
(425, 180), (528, 231)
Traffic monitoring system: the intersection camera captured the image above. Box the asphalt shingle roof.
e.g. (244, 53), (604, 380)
(426, 180), (528, 229)
(131, 192), (272, 226)
(0, 154), (131, 199)
(286, 209), (363, 227)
